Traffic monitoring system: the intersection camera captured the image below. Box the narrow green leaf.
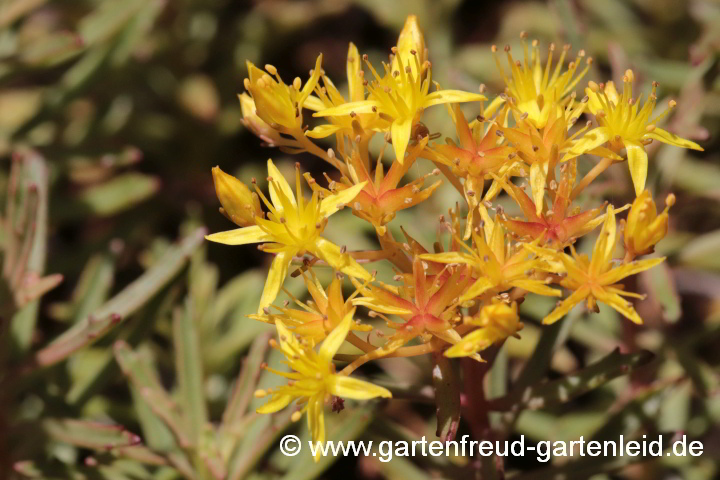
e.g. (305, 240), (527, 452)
(173, 298), (208, 444)
(44, 419), (141, 450)
(198, 425), (227, 480)
(66, 283), (180, 406)
(9, 151), (52, 355)
(33, 227), (205, 368)
(491, 349), (654, 412)
(222, 331), (273, 427)
(114, 340), (187, 449)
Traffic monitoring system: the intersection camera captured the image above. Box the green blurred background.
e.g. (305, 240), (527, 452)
(1, 0), (719, 479)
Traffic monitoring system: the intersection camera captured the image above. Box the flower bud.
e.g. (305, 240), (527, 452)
(239, 93), (284, 146)
(244, 55), (322, 130)
(212, 166), (262, 226)
(624, 189), (674, 256)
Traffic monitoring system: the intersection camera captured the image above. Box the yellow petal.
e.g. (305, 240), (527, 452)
(417, 252), (473, 265)
(313, 100), (379, 117)
(529, 161), (547, 217)
(306, 124), (343, 139)
(646, 128), (703, 151)
(600, 256), (665, 285)
(347, 42), (365, 102)
(444, 328), (494, 358)
(483, 96), (506, 118)
(351, 298), (414, 316)
(256, 394), (292, 414)
(318, 310), (353, 363)
(298, 54), (323, 107)
(566, 127), (610, 158)
(266, 159), (297, 213)
(312, 237), (372, 280)
(391, 116), (413, 164)
(303, 95), (326, 112)
(308, 395), (326, 457)
(590, 205), (617, 276)
(257, 250), (293, 313)
(275, 319), (300, 354)
(459, 277), (494, 302)
(319, 181), (367, 218)
(592, 287), (644, 325)
(510, 279), (561, 297)
(423, 90), (486, 108)
(624, 140), (648, 196)
(205, 225), (271, 245)
(543, 286), (589, 324)
(394, 15), (425, 78)
(328, 375), (392, 399)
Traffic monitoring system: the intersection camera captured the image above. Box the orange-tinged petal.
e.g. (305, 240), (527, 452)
(453, 104), (475, 150)
(501, 218), (547, 240)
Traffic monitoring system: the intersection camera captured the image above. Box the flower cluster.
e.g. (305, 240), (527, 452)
(207, 16), (702, 456)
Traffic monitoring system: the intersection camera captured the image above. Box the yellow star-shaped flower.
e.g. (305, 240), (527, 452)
(206, 159), (371, 313)
(255, 312), (391, 461)
(527, 205), (665, 324)
(570, 70), (703, 195)
(313, 16), (485, 163)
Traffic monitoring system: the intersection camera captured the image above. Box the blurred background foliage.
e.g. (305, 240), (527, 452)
(0, 0), (719, 479)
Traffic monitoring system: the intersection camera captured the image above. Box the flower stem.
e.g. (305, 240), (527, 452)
(571, 157), (614, 200)
(289, 129), (348, 174)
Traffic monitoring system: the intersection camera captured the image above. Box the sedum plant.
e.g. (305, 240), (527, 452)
(1, 2), (717, 480)
(207, 15), (704, 459)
